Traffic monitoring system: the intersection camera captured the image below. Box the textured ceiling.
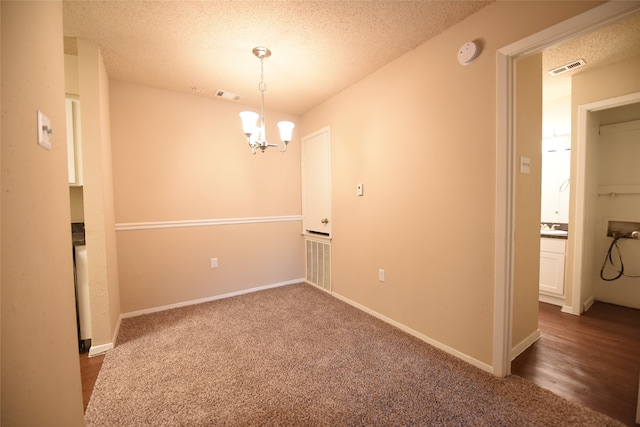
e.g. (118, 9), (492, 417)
(63, 2), (640, 115)
(63, 0), (492, 115)
(543, 11), (640, 101)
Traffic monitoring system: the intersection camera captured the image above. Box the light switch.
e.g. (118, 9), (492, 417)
(519, 156), (531, 174)
(37, 110), (52, 150)
(357, 183), (364, 196)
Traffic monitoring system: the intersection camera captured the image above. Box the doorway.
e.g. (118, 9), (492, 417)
(494, 1), (640, 376)
(571, 95), (640, 313)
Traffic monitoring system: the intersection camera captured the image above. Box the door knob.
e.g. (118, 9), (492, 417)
(321, 218), (329, 224)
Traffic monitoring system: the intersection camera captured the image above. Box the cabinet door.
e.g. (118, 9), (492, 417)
(302, 127), (331, 236)
(539, 251), (565, 295)
(66, 97), (83, 186)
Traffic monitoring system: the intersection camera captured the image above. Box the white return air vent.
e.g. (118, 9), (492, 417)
(548, 59), (586, 76)
(214, 89), (242, 101)
(305, 238), (331, 292)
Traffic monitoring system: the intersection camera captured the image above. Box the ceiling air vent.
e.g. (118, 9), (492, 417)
(214, 89), (242, 101)
(548, 59), (586, 76)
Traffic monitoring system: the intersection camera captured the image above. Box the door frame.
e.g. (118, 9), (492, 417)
(572, 91), (640, 314)
(493, 1), (640, 377)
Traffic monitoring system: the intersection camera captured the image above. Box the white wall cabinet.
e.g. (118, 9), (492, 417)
(302, 127), (331, 236)
(66, 97), (83, 186)
(539, 237), (566, 297)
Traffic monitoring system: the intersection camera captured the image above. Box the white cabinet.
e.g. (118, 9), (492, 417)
(539, 237), (566, 296)
(66, 97), (83, 186)
(302, 127), (331, 236)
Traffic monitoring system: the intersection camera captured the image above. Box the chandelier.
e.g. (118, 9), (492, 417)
(239, 47), (295, 154)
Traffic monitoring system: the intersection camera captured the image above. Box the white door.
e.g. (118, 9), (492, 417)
(302, 127), (331, 236)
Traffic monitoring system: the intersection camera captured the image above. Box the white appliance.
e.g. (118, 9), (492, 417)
(74, 245), (92, 343)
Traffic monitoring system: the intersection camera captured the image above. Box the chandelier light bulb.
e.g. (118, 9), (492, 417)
(277, 121), (295, 143)
(239, 111), (259, 136)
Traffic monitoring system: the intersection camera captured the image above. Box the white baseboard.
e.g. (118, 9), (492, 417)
(331, 291), (494, 374)
(113, 314), (122, 345)
(92, 279), (304, 357)
(538, 293), (564, 307)
(89, 342), (113, 357)
(305, 280), (332, 294)
(87, 314), (123, 357)
(583, 295), (595, 312)
(510, 329), (541, 361)
(122, 278), (304, 319)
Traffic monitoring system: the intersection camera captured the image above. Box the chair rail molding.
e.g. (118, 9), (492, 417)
(115, 215), (303, 231)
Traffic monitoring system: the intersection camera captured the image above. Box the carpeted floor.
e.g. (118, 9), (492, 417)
(85, 283), (623, 426)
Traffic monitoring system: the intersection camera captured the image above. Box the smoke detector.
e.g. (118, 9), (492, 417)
(548, 59), (586, 76)
(457, 41), (480, 65)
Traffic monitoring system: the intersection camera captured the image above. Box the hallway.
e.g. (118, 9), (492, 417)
(512, 301), (640, 426)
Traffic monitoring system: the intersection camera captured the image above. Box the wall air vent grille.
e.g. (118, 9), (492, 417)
(548, 59), (586, 76)
(305, 238), (331, 292)
(214, 89), (242, 101)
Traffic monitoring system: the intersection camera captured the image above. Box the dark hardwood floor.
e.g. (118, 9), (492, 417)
(80, 352), (105, 411)
(512, 301), (640, 426)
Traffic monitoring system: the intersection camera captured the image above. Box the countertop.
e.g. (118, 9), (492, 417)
(540, 222), (568, 239)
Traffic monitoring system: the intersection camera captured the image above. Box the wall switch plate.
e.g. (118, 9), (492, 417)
(210, 258), (218, 269)
(37, 110), (52, 150)
(519, 156), (531, 174)
(378, 268), (385, 282)
(357, 183), (364, 196)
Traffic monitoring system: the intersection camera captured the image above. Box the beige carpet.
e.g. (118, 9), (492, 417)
(85, 283), (623, 426)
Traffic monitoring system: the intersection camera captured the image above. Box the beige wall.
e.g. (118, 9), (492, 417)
(69, 186), (85, 222)
(512, 53), (543, 350)
(1, 1), (84, 424)
(301, 1), (600, 367)
(65, 54), (80, 96)
(109, 81), (304, 313)
(77, 39), (121, 348)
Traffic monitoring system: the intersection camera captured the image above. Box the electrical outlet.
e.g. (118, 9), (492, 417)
(210, 258), (218, 269)
(378, 268), (385, 282)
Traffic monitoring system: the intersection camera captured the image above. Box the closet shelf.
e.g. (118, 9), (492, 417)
(597, 185), (640, 197)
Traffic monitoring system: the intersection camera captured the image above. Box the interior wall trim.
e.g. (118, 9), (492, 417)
(88, 342), (113, 357)
(115, 215), (303, 231)
(332, 291), (493, 374)
(510, 328), (540, 361)
(120, 279), (303, 319)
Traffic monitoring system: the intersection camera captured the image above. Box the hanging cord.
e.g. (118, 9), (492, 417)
(600, 233), (640, 281)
